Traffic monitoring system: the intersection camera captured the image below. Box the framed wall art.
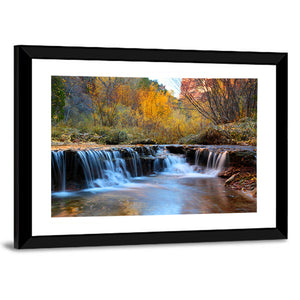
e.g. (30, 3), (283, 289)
(14, 45), (288, 249)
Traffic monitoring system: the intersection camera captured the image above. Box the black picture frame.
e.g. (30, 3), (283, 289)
(14, 45), (288, 249)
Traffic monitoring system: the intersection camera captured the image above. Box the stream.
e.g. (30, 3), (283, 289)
(51, 145), (256, 217)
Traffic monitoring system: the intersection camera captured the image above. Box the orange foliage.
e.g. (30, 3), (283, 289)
(137, 83), (172, 125)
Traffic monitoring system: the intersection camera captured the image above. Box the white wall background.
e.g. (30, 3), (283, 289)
(0, 1), (298, 299)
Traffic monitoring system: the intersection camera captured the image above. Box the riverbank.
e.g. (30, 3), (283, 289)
(219, 166), (257, 199)
(51, 142), (256, 152)
(52, 118), (257, 146)
(51, 142), (119, 151)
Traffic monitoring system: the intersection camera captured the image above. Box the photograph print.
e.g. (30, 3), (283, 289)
(51, 76), (257, 218)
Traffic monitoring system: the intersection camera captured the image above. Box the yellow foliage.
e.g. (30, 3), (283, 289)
(65, 76), (215, 143)
(137, 83), (172, 126)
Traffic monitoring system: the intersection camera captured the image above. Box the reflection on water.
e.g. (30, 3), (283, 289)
(52, 174), (256, 217)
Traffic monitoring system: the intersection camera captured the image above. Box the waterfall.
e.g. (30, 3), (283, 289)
(51, 146), (229, 192)
(206, 151), (228, 171)
(77, 149), (131, 188)
(52, 151), (66, 191)
(126, 148), (143, 177)
(163, 153), (195, 174)
(195, 148), (205, 165)
(152, 147), (193, 174)
(154, 158), (162, 172)
(195, 149), (228, 172)
(145, 146), (156, 157)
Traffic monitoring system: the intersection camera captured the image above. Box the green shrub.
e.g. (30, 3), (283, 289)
(178, 134), (201, 144)
(179, 127), (228, 145)
(179, 119), (256, 145)
(103, 129), (129, 145)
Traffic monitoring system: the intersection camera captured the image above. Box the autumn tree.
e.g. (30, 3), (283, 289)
(89, 77), (124, 127)
(180, 78), (257, 125)
(137, 82), (172, 132)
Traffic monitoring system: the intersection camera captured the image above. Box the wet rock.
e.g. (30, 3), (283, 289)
(123, 156), (156, 177)
(166, 145), (186, 154)
(228, 150), (256, 167)
(52, 150), (88, 191)
(185, 148), (196, 163)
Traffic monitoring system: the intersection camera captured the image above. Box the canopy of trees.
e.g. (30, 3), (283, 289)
(51, 76), (207, 143)
(51, 76), (257, 144)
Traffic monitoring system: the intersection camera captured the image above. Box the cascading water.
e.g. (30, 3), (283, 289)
(51, 151), (66, 191)
(145, 146), (156, 157)
(206, 151), (228, 171)
(126, 148), (143, 177)
(77, 149), (131, 188)
(51, 146), (229, 192)
(163, 153), (195, 174)
(195, 149), (228, 173)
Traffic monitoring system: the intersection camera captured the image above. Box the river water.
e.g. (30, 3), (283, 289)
(52, 148), (256, 217)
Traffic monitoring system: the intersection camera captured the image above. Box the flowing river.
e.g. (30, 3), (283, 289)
(51, 145), (256, 217)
